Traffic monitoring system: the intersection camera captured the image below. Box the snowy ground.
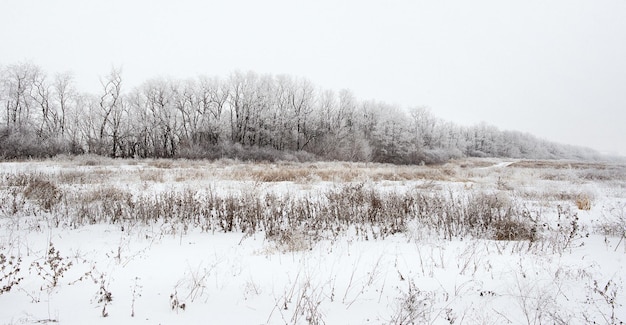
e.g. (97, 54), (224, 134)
(0, 157), (625, 324)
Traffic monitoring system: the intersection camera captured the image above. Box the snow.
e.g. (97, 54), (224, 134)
(0, 158), (625, 324)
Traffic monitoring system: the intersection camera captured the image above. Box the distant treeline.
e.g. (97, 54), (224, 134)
(0, 62), (599, 163)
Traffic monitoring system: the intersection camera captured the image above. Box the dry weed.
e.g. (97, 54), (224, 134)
(575, 194), (592, 211)
(55, 171), (93, 184)
(72, 154), (114, 166)
(82, 186), (133, 204)
(266, 229), (313, 252)
(139, 170), (165, 183)
(22, 177), (62, 211)
(251, 168), (312, 183)
(147, 160), (174, 169)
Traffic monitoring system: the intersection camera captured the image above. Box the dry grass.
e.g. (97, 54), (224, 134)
(223, 162), (458, 183)
(81, 185), (133, 204)
(173, 169), (211, 182)
(509, 160), (606, 170)
(0, 171), (536, 243)
(23, 178), (62, 211)
(455, 158), (500, 169)
(538, 171), (572, 181)
(147, 160), (174, 169)
(510, 160), (626, 183)
(0, 158), (525, 187)
(492, 218), (535, 241)
(68, 154), (115, 167)
(516, 188), (596, 211)
(56, 169), (113, 185)
(248, 167), (313, 182)
(575, 194), (592, 211)
(0, 173), (63, 211)
(139, 170), (166, 183)
(4, 157), (614, 250)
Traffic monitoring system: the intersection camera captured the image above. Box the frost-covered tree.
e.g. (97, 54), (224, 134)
(140, 78), (180, 157)
(51, 72), (76, 138)
(195, 75), (228, 146)
(91, 67), (126, 157)
(368, 102), (411, 164)
(0, 61), (603, 162)
(1, 62), (41, 130)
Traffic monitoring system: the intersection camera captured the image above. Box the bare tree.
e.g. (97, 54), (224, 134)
(171, 79), (195, 145)
(1, 62), (41, 129)
(96, 67), (124, 156)
(31, 72), (53, 137)
(288, 78), (315, 150)
(227, 71), (257, 145)
(141, 78), (180, 157)
(197, 76), (228, 145)
(52, 72), (76, 137)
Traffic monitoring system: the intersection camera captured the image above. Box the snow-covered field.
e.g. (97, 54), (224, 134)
(1, 157), (625, 324)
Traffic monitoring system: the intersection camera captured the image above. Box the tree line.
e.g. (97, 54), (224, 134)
(0, 62), (599, 163)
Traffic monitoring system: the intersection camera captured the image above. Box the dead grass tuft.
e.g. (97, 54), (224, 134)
(492, 219), (535, 241)
(575, 194), (592, 211)
(509, 160), (605, 170)
(250, 168), (312, 182)
(266, 229), (313, 252)
(23, 178), (62, 211)
(72, 154), (114, 166)
(148, 160), (174, 169)
(55, 171), (91, 184)
(139, 170), (165, 183)
(82, 186), (133, 204)
(219, 162), (462, 183)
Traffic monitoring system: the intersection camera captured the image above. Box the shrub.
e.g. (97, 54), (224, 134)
(30, 242), (73, 290)
(0, 127), (73, 159)
(492, 218), (535, 241)
(22, 177), (62, 211)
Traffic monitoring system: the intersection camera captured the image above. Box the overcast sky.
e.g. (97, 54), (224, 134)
(2, 0), (625, 155)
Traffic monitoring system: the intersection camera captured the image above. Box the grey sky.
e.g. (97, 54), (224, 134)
(2, 0), (625, 155)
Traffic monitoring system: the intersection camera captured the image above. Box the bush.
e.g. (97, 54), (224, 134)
(0, 127), (73, 159)
(492, 218), (535, 241)
(176, 142), (321, 163)
(20, 176), (62, 211)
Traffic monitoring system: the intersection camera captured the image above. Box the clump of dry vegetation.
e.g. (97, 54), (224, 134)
(594, 203), (626, 239)
(224, 162), (459, 183)
(2, 173), (62, 211)
(139, 170), (165, 183)
(23, 178), (62, 211)
(575, 193), (592, 211)
(0, 158), (621, 251)
(147, 160), (174, 169)
(510, 160), (626, 184)
(0, 173), (537, 244)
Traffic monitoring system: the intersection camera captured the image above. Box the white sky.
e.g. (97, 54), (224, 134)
(1, 0), (625, 155)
